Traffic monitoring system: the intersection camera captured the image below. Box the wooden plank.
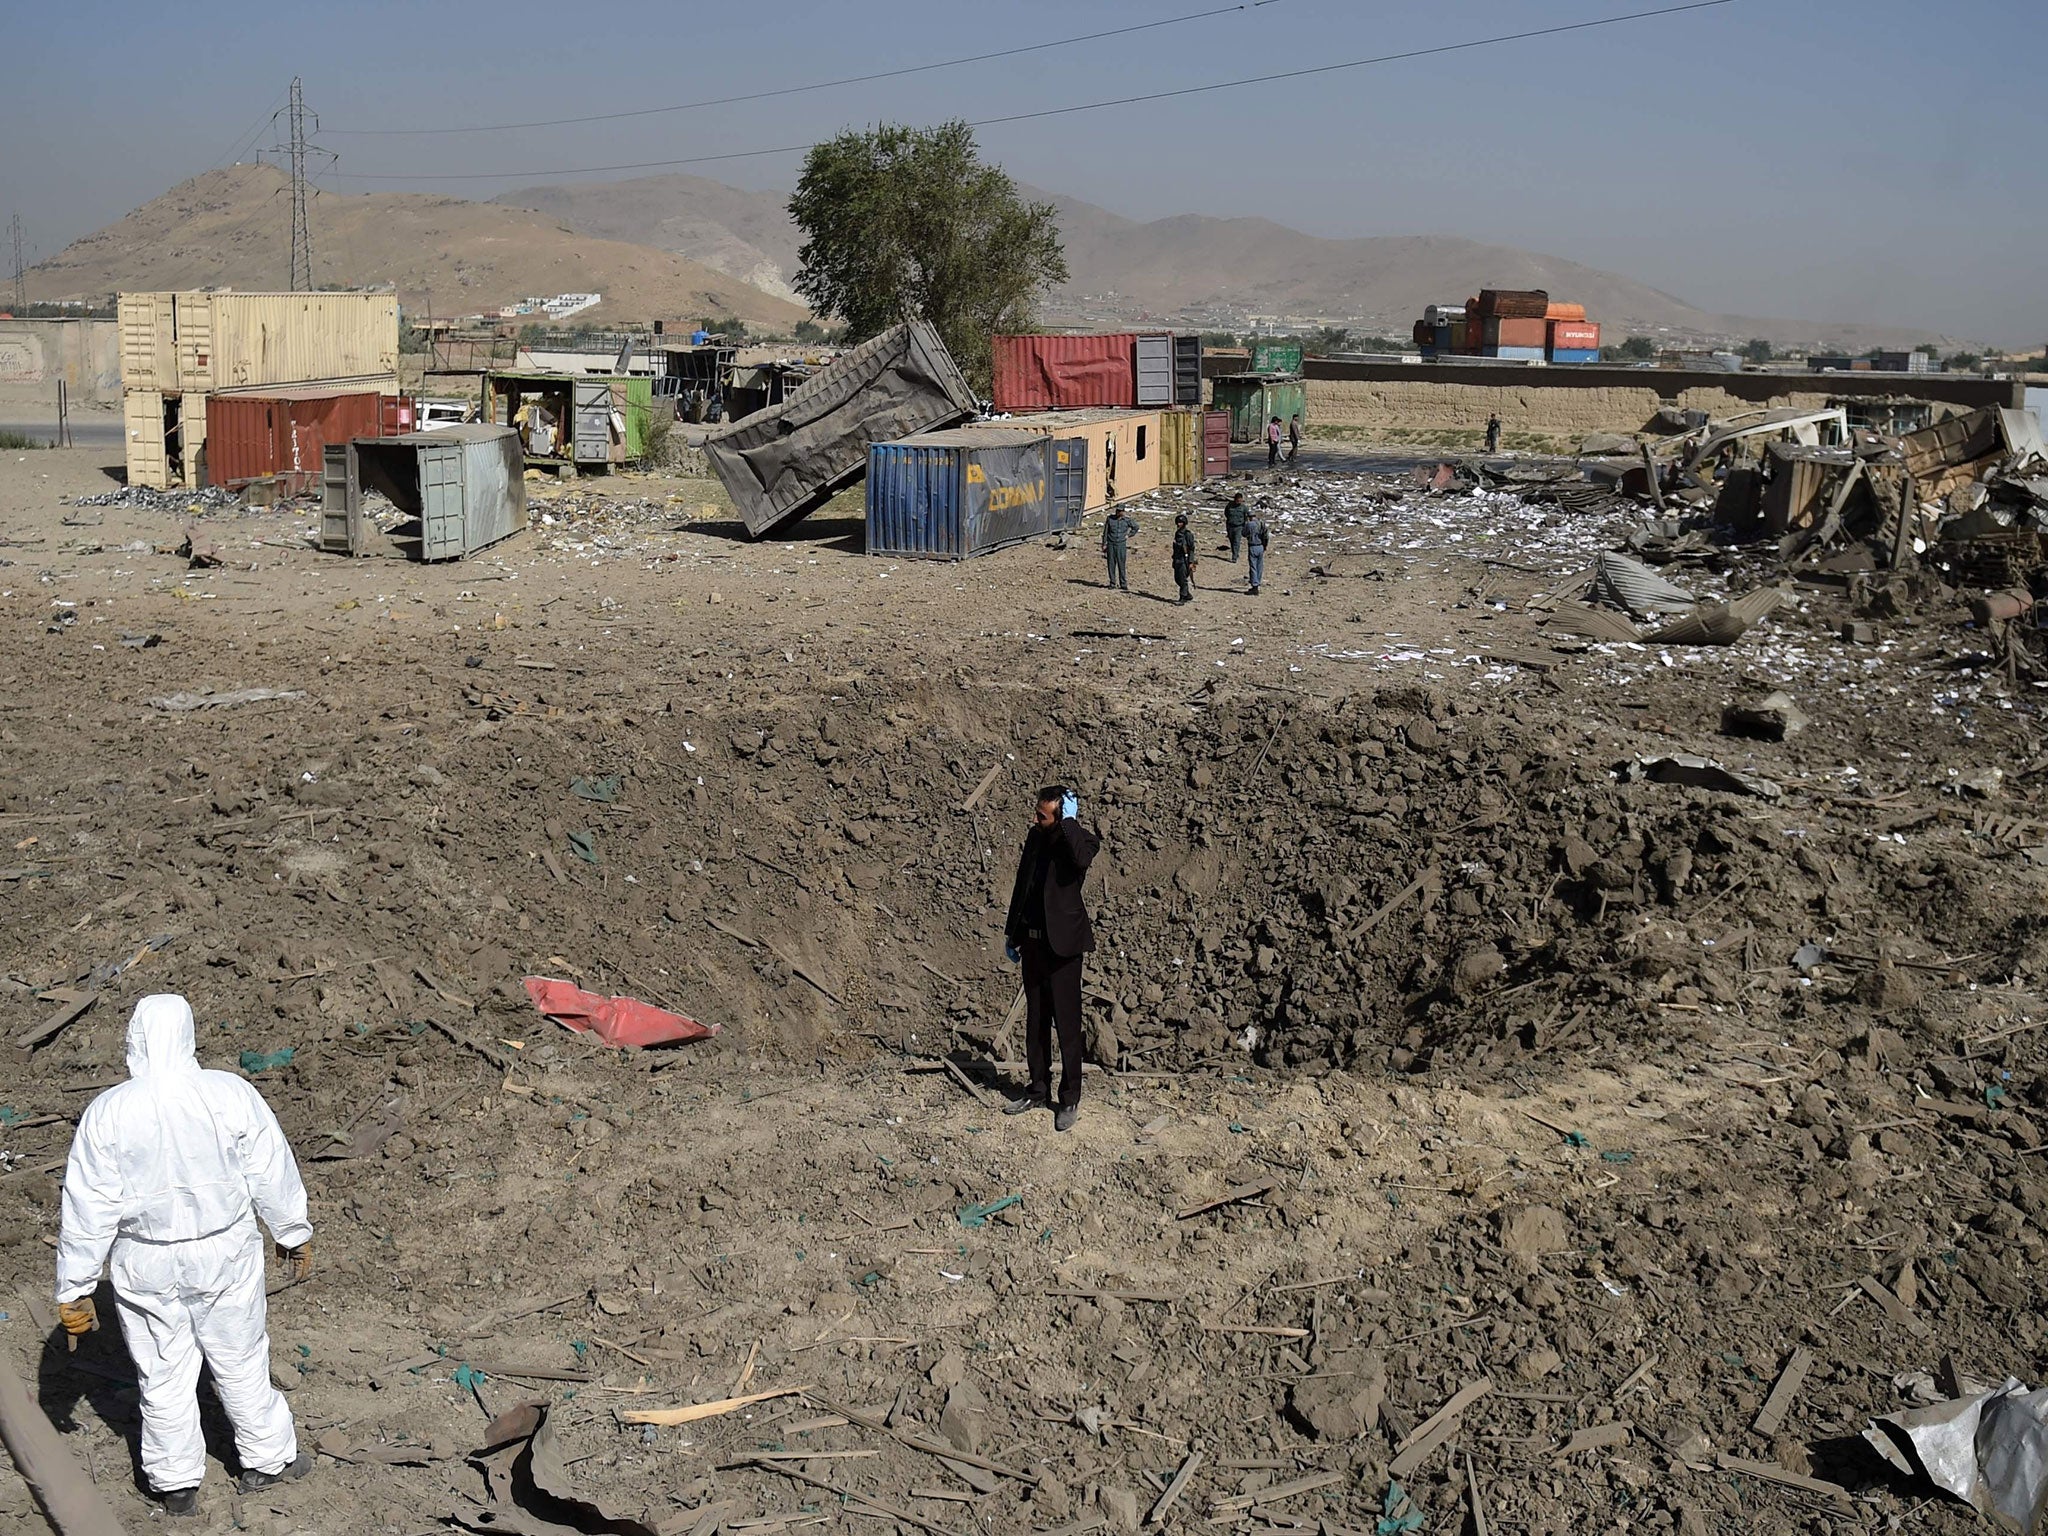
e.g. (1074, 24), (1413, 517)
(1751, 1347), (1813, 1438)
(1176, 1180), (1275, 1220)
(1345, 866), (1439, 943)
(1146, 1448), (1203, 1526)
(1395, 1378), (1493, 1456)
(1859, 1275), (1931, 1337)
(15, 991), (98, 1050)
(1209, 1470), (1343, 1514)
(1555, 1423), (1629, 1457)
(960, 762), (1005, 813)
(1197, 1323), (1309, 1339)
(745, 1460), (963, 1536)
(619, 1386), (807, 1426)
(1465, 1454), (1490, 1536)
(1716, 1453), (1852, 1506)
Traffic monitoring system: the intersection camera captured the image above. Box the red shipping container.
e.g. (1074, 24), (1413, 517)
(1201, 409), (1231, 478)
(1549, 321), (1601, 350)
(992, 333), (1136, 411)
(207, 385), (391, 492)
(1484, 317), (1548, 348)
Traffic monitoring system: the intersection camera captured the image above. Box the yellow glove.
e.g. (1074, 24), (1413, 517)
(276, 1242), (311, 1283)
(58, 1298), (97, 1337)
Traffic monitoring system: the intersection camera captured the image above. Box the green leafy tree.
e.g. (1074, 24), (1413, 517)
(1741, 337), (1773, 363)
(696, 315), (749, 343)
(789, 121), (1067, 392)
(1613, 335), (1657, 361)
(1305, 325), (1351, 357)
(1199, 331), (1241, 349)
(1945, 351), (1980, 372)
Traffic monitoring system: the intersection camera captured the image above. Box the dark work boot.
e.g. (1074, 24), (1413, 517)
(161, 1487), (200, 1518)
(1003, 1094), (1048, 1116)
(237, 1450), (313, 1493)
(1054, 1103), (1079, 1134)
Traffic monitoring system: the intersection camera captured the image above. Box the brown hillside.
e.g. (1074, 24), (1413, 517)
(26, 165), (808, 330)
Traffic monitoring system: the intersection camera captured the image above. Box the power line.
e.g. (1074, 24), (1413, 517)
(327, 0), (1738, 184)
(326, 1), (1281, 136)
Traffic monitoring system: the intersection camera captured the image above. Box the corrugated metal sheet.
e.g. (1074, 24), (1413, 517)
(704, 321), (978, 538)
(1484, 317), (1548, 348)
(1549, 348), (1601, 364)
(1052, 437), (1088, 524)
(206, 387), (391, 491)
(991, 333), (1137, 411)
(866, 428), (1064, 560)
(1549, 321), (1601, 350)
(1250, 340), (1304, 373)
(118, 293), (173, 391)
(1479, 346), (1546, 361)
(1475, 289), (1549, 319)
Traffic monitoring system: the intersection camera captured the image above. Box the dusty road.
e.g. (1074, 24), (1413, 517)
(0, 445), (2043, 1534)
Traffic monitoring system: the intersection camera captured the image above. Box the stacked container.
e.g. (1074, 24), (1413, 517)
(206, 384), (408, 492)
(866, 427), (1076, 560)
(991, 333), (1202, 412)
(1466, 289), (1549, 360)
(1547, 320), (1602, 364)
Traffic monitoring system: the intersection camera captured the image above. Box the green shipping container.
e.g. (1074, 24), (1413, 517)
(1250, 340), (1304, 374)
(1210, 375), (1307, 444)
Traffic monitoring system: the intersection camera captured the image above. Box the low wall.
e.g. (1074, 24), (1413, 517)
(0, 319), (120, 402)
(1208, 357), (2023, 440)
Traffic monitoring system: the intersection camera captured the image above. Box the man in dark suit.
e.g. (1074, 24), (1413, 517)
(1002, 785), (1101, 1132)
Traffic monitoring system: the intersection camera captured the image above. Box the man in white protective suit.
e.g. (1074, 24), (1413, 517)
(54, 994), (314, 1517)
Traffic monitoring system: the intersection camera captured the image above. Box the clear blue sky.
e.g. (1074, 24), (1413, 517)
(4, 0), (2041, 342)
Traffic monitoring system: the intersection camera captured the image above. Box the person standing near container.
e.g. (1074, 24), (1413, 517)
(1287, 414), (1303, 462)
(1265, 415), (1283, 468)
(1244, 504), (1273, 596)
(1100, 506), (1136, 592)
(1002, 786), (1101, 1133)
(1223, 492), (1248, 562)
(1485, 412), (1502, 453)
(1172, 513), (1198, 603)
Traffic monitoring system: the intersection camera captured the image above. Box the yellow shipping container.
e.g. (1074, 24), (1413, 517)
(117, 291), (399, 393)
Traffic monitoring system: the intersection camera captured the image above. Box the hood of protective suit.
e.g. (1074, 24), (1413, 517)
(126, 994), (200, 1080)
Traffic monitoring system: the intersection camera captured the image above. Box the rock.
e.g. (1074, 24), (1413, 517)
(1286, 1350), (1384, 1439)
(1853, 962), (1921, 1011)
(1099, 1487), (1141, 1533)
(1495, 1204), (1567, 1272)
(940, 1379), (988, 1454)
(928, 1349), (966, 1391)
(1447, 944), (1505, 997)
(1514, 1345), (1562, 1381)
(1404, 718), (1440, 751)
(408, 763), (446, 788)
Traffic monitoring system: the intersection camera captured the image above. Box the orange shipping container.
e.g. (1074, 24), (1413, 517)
(1545, 302), (1587, 322)
(1484, 317), (1548, 349)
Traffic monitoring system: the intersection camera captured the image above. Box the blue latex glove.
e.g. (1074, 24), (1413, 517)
(1005, 941), (1020, 964)
(1061, 792), (1079, 821)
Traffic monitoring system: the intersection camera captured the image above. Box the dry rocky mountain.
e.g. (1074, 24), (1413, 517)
(25, 164), (808, 329)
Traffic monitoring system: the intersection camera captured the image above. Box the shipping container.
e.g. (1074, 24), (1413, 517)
(482, 372), (658, 465)
(1202, 410), (1231, 478)
(206, 385), (396, 492)
(118, 291), (400, 393)
(123, 388), (168, 489)
(705, 321), (979, 538)
(1210, 375), (1307, 443)
(1544, 302), (1588, 322)
(1423, 304), (1466, 325)
(1052, 437), (1089, 524)
(1548, 321), (1601, 351)
(1172, 333), (1203, 407)
(1548, 348), (1602, 365)
(1249, 339), (1304, 374)
(321, 425), (527, 561)
(1474, 289), (1549, 320)
(866, 429), (1073, 560)
(991, 333), (1137, 411)
(1478, 346), (1546, 362)
(1483, 317), (1548, 349)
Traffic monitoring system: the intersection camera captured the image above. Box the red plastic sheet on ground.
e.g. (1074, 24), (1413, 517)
(522, 976), (718, 1048)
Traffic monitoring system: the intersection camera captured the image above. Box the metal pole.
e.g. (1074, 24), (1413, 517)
(7, 214), (23, 313)
(288, 78), (312, 292)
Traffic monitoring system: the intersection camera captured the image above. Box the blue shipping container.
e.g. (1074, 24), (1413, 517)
(1480, 345), (1546, 361)
(866, 427), (1072, 560)
(1548, 348), (1602, 364)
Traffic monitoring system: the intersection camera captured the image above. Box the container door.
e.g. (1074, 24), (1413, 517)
(1202, 411), (1231, 477)
(1134, 335), (1173, 407)
(320, 442), (363, 556)
(175, 295), (214, 392)
(1053, 438), (1087, 527)
(573, 380), (612, 464)
(418, 444), (467, 560)
(966, 439), (1053, 555)
(123, 389), (168, 489)
(1173, 335), (1203, 406)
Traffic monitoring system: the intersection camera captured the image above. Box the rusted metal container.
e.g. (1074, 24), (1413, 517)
(1474, 289), (1550, 320)
(206, 385), (393, 492)
(1483, 317), (1549, 349)
(992, 333), (1137, 411)
(1202, 409), (1232, 477)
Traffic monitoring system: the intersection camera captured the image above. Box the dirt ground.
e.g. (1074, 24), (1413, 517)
(2, 438), (2046, 1536)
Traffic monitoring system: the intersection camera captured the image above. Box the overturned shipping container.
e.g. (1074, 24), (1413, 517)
(866, 428), (1081, 560)
(704, 321), (978, 538)
(320, 425), (527, 561)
